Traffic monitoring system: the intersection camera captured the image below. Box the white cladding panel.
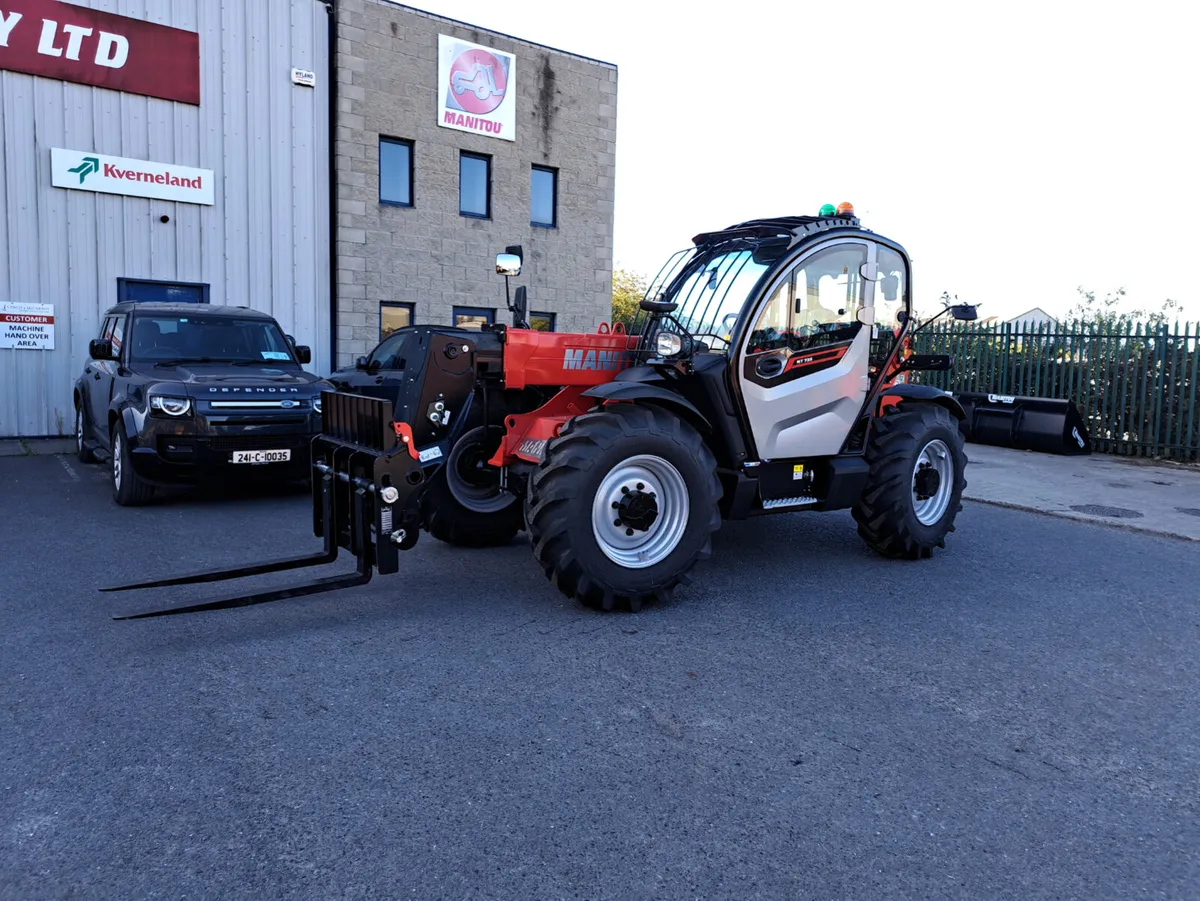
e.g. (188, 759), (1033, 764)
(0, 0), (331, 437)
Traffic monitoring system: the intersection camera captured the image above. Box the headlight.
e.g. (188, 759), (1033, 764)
(149, 395), (192, 416)
(655, 332), (684, 357)
(312, 395), (323, 414)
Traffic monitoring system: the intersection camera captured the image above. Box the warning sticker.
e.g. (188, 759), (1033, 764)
(0, 303), (55, 350)
(792, 464), (805, 481)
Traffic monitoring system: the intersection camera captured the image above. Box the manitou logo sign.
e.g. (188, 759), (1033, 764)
(562, 348), (631, 372)
(0, 0), (200, 104)
(51, 148), (214, 205)
(437, 34), (515, 142)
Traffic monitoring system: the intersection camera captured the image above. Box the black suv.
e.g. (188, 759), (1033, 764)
(74, 303), (331, 505)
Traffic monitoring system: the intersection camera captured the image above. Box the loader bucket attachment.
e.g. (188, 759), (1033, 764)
(103, 392), (427, 619)
(954, 391), (1092, 455)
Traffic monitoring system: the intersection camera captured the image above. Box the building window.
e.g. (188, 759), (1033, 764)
(380, 302), (414, 339)
(459, 152), (491, 219)
(453, 306), (494, 330)
(117, 278), (210, 303)
(531, 166), (557, 228)
(380, 138), (413, 207)
(530, 311), (556, 332)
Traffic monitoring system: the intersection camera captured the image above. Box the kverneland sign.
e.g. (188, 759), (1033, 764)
(51, 148), (214, 205)
(0, 0), (199, 105)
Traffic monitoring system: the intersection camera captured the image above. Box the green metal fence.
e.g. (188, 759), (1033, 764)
(910, 320), (1200, 462)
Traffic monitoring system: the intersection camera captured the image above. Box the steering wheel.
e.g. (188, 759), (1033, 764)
(691, 332), (731, 351)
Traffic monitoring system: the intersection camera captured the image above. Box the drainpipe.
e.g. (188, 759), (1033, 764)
(320, 0), (339, 370)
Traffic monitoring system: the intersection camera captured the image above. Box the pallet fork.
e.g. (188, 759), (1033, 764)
(103, 394), (425, 620)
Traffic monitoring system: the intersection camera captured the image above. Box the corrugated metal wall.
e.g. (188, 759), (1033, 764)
(0, 0), (331, 437)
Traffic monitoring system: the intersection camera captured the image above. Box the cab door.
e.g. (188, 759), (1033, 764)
(735, 240), (876, 459)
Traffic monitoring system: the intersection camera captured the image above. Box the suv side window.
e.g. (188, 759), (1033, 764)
(110, 315), (127, 359)
(368, 332), (410, 370)
(100, 316), (115, 341)
(747, 243), (868, 355)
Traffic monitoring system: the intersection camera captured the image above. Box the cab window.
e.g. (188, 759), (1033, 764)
(747, 243), (868, 354)
(870, 246), (907, 367)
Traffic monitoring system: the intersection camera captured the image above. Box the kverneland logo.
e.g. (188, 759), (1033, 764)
(68, 157), (99, 184)
(102, 161), (203, 189)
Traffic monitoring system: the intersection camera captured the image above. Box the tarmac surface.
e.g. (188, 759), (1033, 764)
(962, 444), (1200, 541)
(2, 449), (1199, 900)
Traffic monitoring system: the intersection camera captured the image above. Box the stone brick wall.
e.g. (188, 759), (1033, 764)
(334, 0), (618, 367)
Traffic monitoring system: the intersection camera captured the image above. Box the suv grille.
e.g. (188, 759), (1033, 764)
(200, 434), (309, 453)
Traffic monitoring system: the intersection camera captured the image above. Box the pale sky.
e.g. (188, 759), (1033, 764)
(406, 0), (1199, 321)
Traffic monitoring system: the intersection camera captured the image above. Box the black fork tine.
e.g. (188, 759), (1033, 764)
(111, 557), (371, 620)
(100, 473), (338, 593)
(112, 484), (373, 621)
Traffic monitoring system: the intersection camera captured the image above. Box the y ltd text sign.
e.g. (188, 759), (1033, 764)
(0, 0), (200, 104)
(51, 148), (214, 205)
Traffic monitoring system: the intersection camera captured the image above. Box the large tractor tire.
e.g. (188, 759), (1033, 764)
(526, 404), (721, 612)
(420, 424), (523, 548)
(853, 401), (967, 559)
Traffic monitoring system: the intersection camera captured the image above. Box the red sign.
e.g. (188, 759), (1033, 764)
(0, 0), (199, 105)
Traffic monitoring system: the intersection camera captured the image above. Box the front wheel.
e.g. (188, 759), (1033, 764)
(853, 402), (967, 558)
(526, 404), (721, 612)
(111, 425), (154, 507)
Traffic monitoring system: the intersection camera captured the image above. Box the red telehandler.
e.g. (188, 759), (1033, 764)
(105, 205), (974, 618)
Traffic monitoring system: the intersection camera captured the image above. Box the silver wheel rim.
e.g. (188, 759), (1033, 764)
(112, 432), (122, 490)
(912, 438), (953, 526)
(590, 454), (689, 569)
(76, 409), (83, 451)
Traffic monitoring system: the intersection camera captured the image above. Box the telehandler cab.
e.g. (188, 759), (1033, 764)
(106, 204), (974, 619)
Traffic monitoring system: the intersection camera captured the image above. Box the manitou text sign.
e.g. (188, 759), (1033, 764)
(0, 302), (54, 350)
(51, 148), (214, 205)
(437, 34), (515, 141)
(0, 0), (200, 104)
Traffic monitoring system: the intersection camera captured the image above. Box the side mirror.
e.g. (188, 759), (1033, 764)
(495, 252), (522, 277)
(355, 355), (370, 371)
(950, 304), (978, 322)
(896, 310), (908, 325)
(640, 299), (678, 314)
(293, 344), (312, 364)
(89, 338), (113, 360)
(880, 275), (900, 302)
(512, 285), (530, 328)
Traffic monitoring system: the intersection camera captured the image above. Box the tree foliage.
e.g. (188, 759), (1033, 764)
(611, 268), (647, 330)
(1068, 287), (1180, 327)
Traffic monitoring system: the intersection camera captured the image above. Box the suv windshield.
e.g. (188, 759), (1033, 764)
(128, 314), (297, 364)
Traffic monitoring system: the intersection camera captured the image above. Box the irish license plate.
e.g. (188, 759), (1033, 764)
(231, 449), (291, 464)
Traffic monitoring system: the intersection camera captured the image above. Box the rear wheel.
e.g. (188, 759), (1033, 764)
(526, 404), (721, 612)
(853, 402), (966, 558)
(111, 425), (154, 507)
(421, 425), (523, 547)
(75, 404), (96, 464)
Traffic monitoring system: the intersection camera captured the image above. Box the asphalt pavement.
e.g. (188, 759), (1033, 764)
(2, 453), (1198, 900)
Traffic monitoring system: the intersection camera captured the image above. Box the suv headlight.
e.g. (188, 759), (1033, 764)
(312, 395), (323, 414)
(150, 395), (192, 416)
(655, 332), (684, 357)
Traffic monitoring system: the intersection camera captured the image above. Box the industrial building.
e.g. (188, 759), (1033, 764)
(0, 0), (617, 436)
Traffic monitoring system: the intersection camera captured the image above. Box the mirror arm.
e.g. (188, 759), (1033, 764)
(910, 305), (952, 338)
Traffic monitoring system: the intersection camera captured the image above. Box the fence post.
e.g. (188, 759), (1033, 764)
(1001, 322), (1011, 394)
